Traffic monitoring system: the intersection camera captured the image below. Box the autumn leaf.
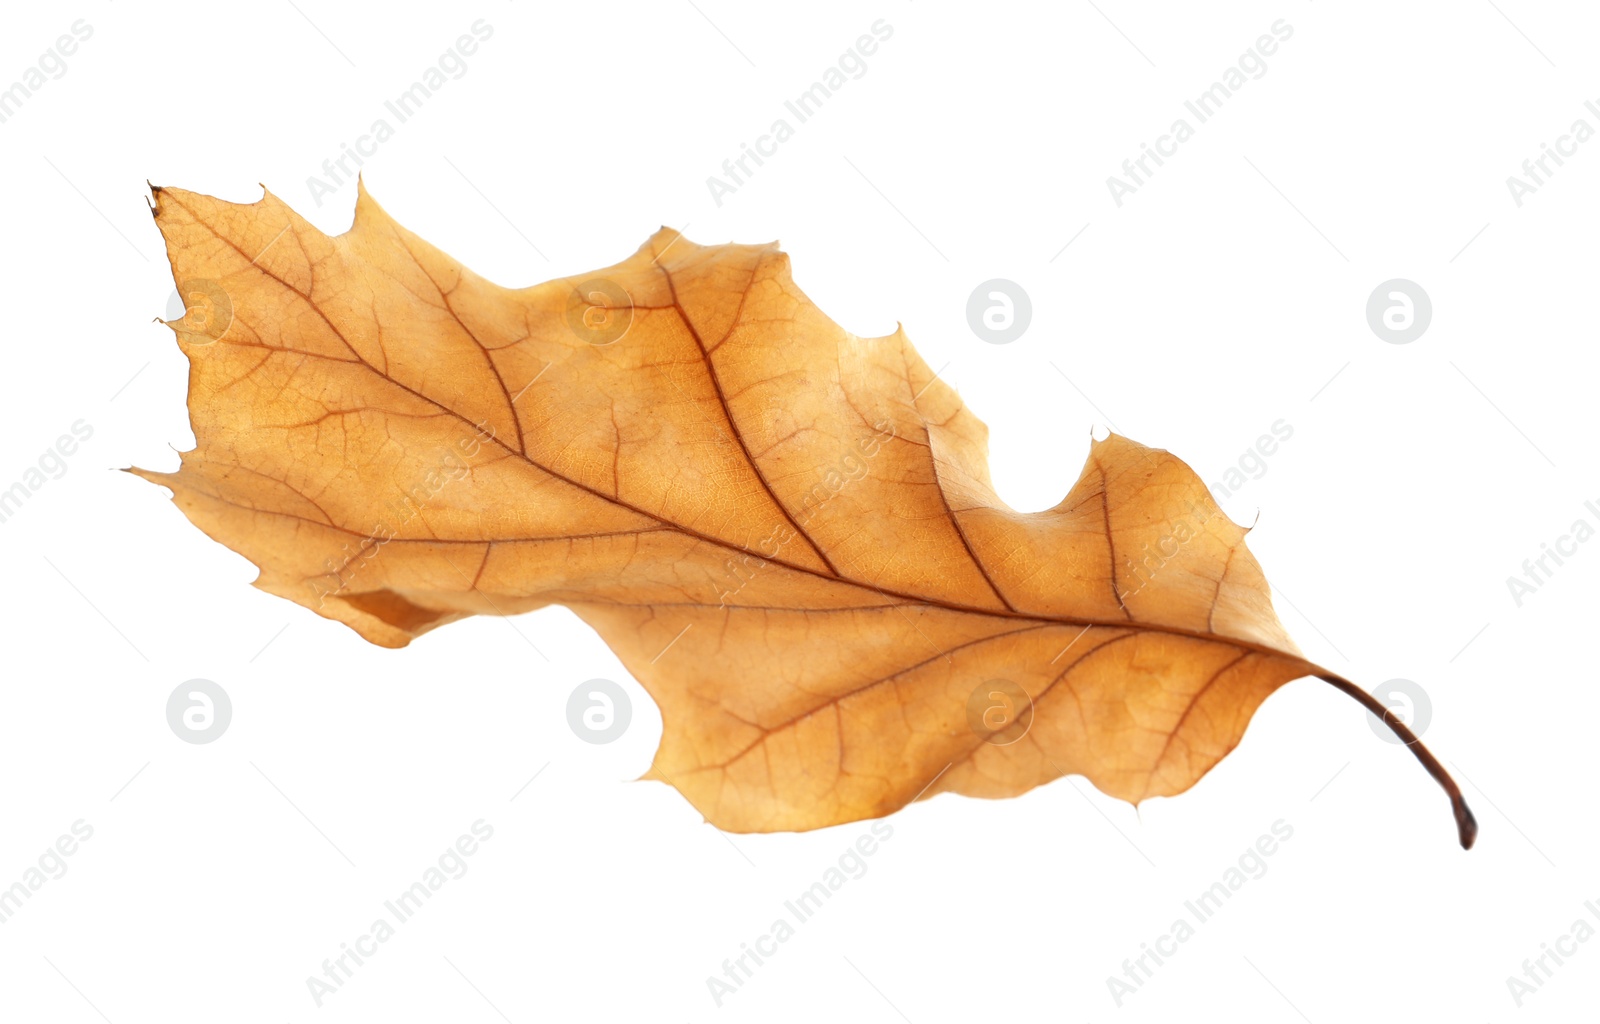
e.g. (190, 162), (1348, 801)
(133, 182), (1475, 847)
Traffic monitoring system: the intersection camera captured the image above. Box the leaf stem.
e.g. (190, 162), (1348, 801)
(1318, 674), (1477, 850)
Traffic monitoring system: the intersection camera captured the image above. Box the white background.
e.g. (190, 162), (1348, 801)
(0, 1), (1595, 1021)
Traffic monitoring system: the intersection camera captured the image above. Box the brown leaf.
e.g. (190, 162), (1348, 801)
(133, 183), (1475, 846)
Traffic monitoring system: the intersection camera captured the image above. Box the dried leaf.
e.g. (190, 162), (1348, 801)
(134, 183), (1475, 846)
